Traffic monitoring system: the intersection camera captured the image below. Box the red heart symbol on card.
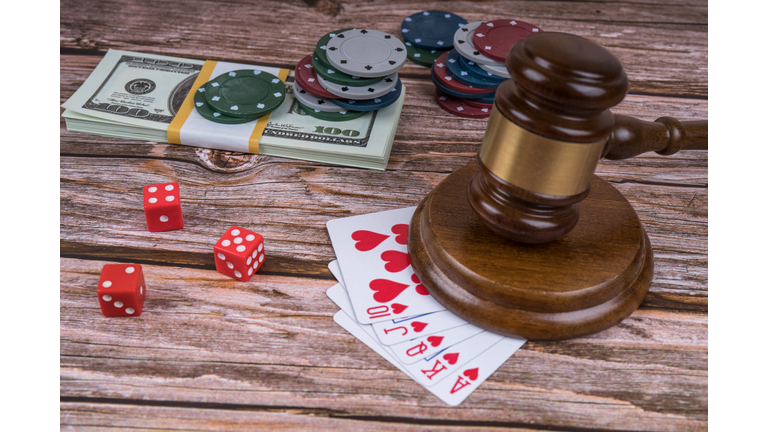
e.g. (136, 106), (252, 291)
(352, 230), (389, 252)
(443, 352), (459, 365)
(410, 321), (428, 333)
(427, 336), (444, 347)
(381, 250), (410, 273)
(391, 303), (408, 314)
(370, 279), (409, 303)
(391, 224), (409, 245)
(463, 367), (479, 381)
(411, 273), (429, 295)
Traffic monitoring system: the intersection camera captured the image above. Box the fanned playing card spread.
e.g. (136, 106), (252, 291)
(325, 206), (526, 406)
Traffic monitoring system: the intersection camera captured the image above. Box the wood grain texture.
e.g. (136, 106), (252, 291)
(60, 0), (707, 429)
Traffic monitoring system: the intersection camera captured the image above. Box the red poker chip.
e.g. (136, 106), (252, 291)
(294, 55), (338, 100)
(432, 51), (497, 95)
(434, 88), (491, 118)
(461, 97), (493, 109)
(472, 19), (543, 63)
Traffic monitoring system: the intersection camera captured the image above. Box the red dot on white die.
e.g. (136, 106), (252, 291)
(165, 195), (175, 202)
(217, 253), (226, 260)
(149, 197), (157, 203)
(259, 254), (265, 263)
(247, 257), (252, 265)
(114, 301), (124, 308)
(258, 243), (264, 252)
(234, 237), (243, 244)
(222, 240), (231, 247)
(246, 234), (255, 241)
(236, 245), (246, 252)
(102, 295), (112, 301)
(234, 270), (242, 278)
(160, 215), (169, 222)
(126, 308), (135, 314)
(148, 186), (157, 193)
(102, 280), (112, 288)
(226, 262), (234, 269)
(165, 184), (174, 191)
(125, 267), (135, 274)
(248, 267), (253, 275)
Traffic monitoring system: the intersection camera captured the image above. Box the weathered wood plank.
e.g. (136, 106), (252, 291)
(61, 258), (706, 431)
(59, 0), (707, 97)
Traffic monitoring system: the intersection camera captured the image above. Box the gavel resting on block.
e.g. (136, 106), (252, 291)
(407, 32), (708, 341)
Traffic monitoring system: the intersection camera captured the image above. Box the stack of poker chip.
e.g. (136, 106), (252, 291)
(194, 69), (286, 124)
(400, 10), (468, 67)
(292, 28), (406, 121)
(431, 19), (543, 118)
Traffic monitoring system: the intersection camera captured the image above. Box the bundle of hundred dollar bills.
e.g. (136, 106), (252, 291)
(61, 50), (406, 170)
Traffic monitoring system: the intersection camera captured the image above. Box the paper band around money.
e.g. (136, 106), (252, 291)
(326, 29), (407, 78)
(293, 81), (345, 113)
(453, 21), (507, 67)
(205, 69), (286, 118)
(329, 78), (403, 112)
(316, 72), (399, 99)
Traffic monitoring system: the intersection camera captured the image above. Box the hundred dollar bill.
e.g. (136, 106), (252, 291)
(61, 49), (404, 170)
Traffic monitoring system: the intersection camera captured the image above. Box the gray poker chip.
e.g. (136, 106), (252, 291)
(478, 61), (511, 79)
(453, 21), (507, 67)
(315, 72), (398, 99)
(326, 29), (407, 78)
(292, 81), (345, 113)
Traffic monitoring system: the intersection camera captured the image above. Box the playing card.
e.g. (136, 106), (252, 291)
(327, 207), (446, 324)
(389, 323), (485, 364)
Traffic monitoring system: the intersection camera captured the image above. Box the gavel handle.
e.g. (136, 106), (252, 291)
(602, 115), (708, 160)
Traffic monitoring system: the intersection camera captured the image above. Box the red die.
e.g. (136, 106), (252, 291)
(214, 226), (265, 282)
(143, 182), (184, 232)
(97, 264), (146, 317)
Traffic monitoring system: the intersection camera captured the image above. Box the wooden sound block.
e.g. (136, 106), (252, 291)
(408, 163), (653, 340)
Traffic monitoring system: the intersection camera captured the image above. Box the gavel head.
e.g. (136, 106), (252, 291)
(468, 32), (629, 244)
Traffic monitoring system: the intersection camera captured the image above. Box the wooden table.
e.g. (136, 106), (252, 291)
(60, 1), (708, 430)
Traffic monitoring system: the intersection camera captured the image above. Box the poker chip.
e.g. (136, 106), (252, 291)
(405, 41), (447, 67)
(432, 51), (496, 95)
(400, 10), (468, 50)
(431, 67), (495, 100)
(326, 29), (407, 78)
(205, 69), (286, 118)
(329, 78), (402, 112)
(315, 28), (354, 70)
(311, 54), (382, 87)
(478, 61), (511, 79)
(434, 88), (491, 119)
(458, 55), (507, 83)
(193, 87), (255, 124)
(461, 97), (494, 109)
(296, 100), (366, 122)
(453, 21), (507, 67)
(316, 72), (398, 99)
(294, 55), (338, 99)
(443, 49), (500, 89)
(293, 81), (345, 113)
(472, 19), (542, 63)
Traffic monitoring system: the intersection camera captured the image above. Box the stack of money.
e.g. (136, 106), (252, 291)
(61, 50), (405, 171)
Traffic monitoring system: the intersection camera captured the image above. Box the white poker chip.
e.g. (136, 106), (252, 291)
(292, 81), (344, 112)
(453, 21), (507, 67)
(326, 29), (407, 78)
(315, 72), (399, 100)
(478, 61), (511, 79)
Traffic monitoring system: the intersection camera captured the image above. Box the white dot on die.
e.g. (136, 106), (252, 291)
(234, 270), (242, 277)
(102, 281), (112, 288)
(234, 237), (243, 244)
(247, 257), (252, 265)
(148, 186), (157, 193)
(125, 267), (135, 274)
(148, 197), (157, 203)
(259, 254), (264, 263)
(102, 295), (112, 301)
(231, 229), (240, 236)
(248, 267), (253, 275)
(126, 308), (135, 314)
(160, 215), (169, 222)
(165, 184), (175, 191)
(226, 261), (234, 269)
(251, 251), (258, 259)
(253, 262), (258, 269)
(217, 253), (226, 260)
(236, 245), (246, 252)
(258, 243), (264, 252)
(140, 286), (143, 295)
(165, 195), (175, 202)
(246, 234), (255, 241)
(222, 240), (231, 247)
(114, 301), (124, 308)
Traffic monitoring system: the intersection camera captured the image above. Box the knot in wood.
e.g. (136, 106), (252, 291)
(195, 148), (261, 173)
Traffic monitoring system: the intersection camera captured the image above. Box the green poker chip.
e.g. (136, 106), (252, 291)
(405, 40), (447, 67)
(205, 69), (286, 118)
(311, 52), (383, 87)
(193, 87), (256, 124)
(315, 28), (354, 69)
(296, 100), (366, 122)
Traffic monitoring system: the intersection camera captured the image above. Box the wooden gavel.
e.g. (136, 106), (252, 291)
(408, 32), (707, 340)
